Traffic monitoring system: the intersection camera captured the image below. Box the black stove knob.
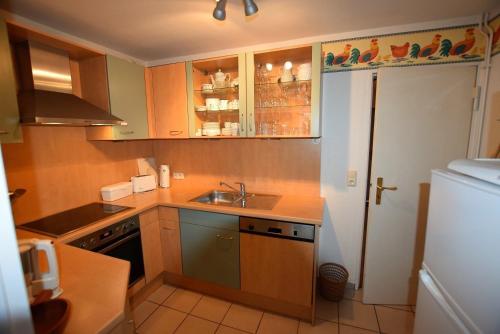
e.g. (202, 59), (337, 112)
(248, 224), (255, 231)
(79, 241), (89, 249)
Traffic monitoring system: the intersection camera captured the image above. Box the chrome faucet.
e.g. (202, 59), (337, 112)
(220, 181), (246, 197)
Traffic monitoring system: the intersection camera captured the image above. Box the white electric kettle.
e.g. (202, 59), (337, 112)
(18, 239), (62, 302)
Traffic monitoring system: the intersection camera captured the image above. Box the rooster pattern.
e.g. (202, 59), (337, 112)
(322, 25), (489, 72)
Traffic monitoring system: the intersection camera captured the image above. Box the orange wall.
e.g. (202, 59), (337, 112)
(153, 139), (320, 196)
(3, 127), (320, 225)
(3, 127), (153, 224)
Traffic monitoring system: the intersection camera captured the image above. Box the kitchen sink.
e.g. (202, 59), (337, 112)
(190, 190), (281, 210)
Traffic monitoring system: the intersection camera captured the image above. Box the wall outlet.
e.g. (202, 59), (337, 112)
(347, 170), (357, 187)
(173, 172), (185, 180)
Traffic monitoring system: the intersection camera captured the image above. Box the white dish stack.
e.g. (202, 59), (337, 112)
(222, 122), (239, 136)
(202, 122), (221, 136)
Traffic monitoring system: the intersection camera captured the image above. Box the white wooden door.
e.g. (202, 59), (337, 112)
(363, 66), (476, 305)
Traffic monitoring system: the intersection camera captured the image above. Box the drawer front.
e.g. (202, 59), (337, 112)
(180, 222), (240, 289)
(179, 209), (239, 231)
(159, 206), (179, 230)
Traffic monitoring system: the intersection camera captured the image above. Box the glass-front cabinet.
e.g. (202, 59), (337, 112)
(186, 43), (321, 138)
(246, 43), (321, 138)
(187, 54), (247, 137)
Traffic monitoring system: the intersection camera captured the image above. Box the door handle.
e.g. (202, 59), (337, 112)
(169, 130), (183, 136)
(375, 177), (397, 205)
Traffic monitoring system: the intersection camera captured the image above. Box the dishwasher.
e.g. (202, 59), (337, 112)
(239, 216), (316, 306)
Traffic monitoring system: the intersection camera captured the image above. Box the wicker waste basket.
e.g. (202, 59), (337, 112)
(318, 263), (349, 301)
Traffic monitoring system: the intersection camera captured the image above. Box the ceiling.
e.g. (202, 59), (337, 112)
(1, 0), (497, 62)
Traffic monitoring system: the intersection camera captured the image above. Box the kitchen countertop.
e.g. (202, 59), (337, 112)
(17, 186), (324, 244)
(15, 186), (323, 333)
(53, 243), (130, 333)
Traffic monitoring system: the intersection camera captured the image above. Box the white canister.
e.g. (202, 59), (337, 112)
(297, 63), (312, 81)
(160, 165), (170, 188)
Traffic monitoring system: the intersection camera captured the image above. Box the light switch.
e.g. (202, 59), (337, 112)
(347, 170), (357, 187)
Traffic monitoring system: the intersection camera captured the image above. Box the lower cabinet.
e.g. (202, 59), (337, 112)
(159, 207), (182, 274)
(179, 209), (240, 289)
(139, 208), (163, 283)
(240, 232), (314, 306)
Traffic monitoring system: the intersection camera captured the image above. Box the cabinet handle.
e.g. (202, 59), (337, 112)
(161, 227), (176, 231)
(216, 234), (233, 240)
(169, 130), (183, 135)
(120, 130), (135, 135)
(0, 130), (8, 134)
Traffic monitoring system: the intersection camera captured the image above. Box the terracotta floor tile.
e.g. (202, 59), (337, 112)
(257, 312), (299, 334)
(222, 304), (263, 333)
(338, 300), (378, 332)
(344, 287), (363, 302)
(216, 325), (250, 334)
(298, 319), (339, 334)
(339, 324), (379, 333)
(380, 305), (412, 312)
(136, 306), (186, 334)
(163, 288), (202, 313)
(191, 295), (231, 323)
(148, 284), (176, 304)
(132, 300), (158, 328)
(316, 295), (339, 322)
(175, 315), (219, 334)
(375, 305), (415, 334)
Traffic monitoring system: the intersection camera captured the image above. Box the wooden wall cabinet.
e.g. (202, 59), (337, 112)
(145, 63), (189, 138)
(158, 207), (182, 274)
(0, 19), (22, 143)
(240, 232), (314, 306)
(87, 55), (149, 140)
(139, 208), (164, 283)
(185, 43), (321, 139)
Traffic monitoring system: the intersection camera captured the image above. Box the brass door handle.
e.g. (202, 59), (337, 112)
(375, 177), (397, 205)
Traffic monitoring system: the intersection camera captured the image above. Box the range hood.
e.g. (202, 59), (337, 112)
(16, 41), (126, 126)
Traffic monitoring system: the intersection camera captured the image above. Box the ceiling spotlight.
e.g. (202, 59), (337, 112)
(213, 0), (227, 21)
(243, 0), (258, 16)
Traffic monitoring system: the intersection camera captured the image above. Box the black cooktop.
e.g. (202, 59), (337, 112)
(18, 202), (132, 237)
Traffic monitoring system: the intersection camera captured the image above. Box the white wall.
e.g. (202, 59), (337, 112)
(480, 54), (500, 158)
(319, 71), (373, 287)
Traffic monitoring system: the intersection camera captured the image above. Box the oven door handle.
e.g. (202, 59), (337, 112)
(97, 230), (141, 254)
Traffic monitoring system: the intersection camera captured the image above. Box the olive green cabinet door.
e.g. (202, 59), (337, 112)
(0, 19), (22, 143)
(106, 55), (149, 139)
(180, 221), (240, 289)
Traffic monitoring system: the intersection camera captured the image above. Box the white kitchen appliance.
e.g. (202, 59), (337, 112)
(100, 181), (133, 201)
(160, 165), (170, 188)
(131, 174), (157, 193)
(18, 239), (62, 302)
(414, 159), (500, 334)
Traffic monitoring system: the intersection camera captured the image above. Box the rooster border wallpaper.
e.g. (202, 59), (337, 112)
(490, 14), (500, 56)
(321, 23), (493, 72)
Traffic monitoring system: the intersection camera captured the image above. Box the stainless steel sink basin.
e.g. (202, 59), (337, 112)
(190, 190), (281, 210)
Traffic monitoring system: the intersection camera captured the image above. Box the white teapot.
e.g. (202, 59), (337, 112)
(210, 69), (231, 89)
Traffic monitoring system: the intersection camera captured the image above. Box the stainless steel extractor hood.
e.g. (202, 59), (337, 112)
(16, 41), (126, 126)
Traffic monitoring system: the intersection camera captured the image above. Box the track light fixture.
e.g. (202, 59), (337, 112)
(213, 0), (227, 21)
(243, 0), (258, 16)
(212, 0), (258, 21)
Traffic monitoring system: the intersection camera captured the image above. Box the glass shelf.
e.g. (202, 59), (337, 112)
(255, 105), (310, 109)
(254, 79), (311, 87)
(194, 87), (239, 96)
(195, 109), (239, 113)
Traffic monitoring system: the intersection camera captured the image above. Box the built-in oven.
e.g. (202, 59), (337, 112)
(69, 215), (145, 286)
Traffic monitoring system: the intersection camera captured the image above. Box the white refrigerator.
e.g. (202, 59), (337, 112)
(414, 159), (500, 334)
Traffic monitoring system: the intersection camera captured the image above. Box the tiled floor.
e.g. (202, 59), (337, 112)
(133, 284), (415, 334)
